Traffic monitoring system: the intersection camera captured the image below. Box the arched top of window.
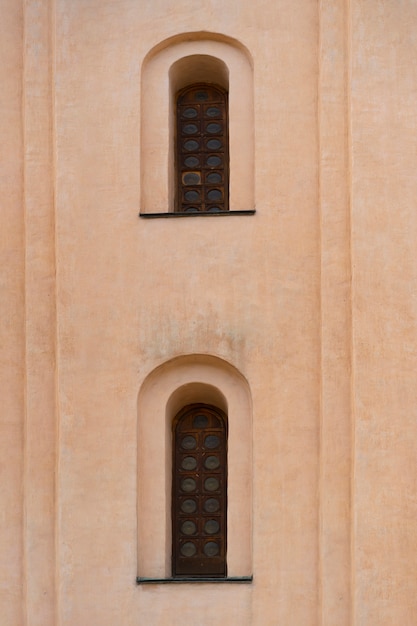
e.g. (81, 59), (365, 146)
(175, 83), (229, 213)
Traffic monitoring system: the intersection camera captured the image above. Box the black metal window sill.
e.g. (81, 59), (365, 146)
(139, 210), (255, 219)
(137, 576), (253, 585)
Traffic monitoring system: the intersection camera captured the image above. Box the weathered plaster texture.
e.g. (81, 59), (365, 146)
(1, 1), (417, 624)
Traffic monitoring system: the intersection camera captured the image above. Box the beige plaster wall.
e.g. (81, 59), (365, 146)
(351, 2), (417, 624)
(2, 1), (417, 625)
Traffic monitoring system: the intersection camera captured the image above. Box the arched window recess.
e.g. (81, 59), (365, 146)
(136, 355), (253, 584)
(139, 37), (255, 218)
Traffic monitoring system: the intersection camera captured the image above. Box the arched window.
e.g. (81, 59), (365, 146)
(172, 403), (227, 577)
(175, 84), (229, 213)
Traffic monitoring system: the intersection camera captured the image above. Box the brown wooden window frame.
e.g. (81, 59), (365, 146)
(172, 403), (228, 578)
(175, 83), (229, 214)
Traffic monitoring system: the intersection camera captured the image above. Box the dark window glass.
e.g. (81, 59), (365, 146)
(182, 123), (199, 135)
(206, 172), (222, 184)
(206, 155), (222, 167)
(207, 189), (222, 202)
(184, 156), (200, 168)
(176, 85), (229, 213)
(182, 107), (198, 118)
(172, 404), (227, 577)
(184, 190), (200, 202)
(183, 139), (199, 152)
(205, 106), (221, 118)
(207, 139), (222, 151)
(183, 172), (201, 185)
(206, 122), (222, 134)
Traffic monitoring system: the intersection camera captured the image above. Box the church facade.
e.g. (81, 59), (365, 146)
(2, 1), (417, 624)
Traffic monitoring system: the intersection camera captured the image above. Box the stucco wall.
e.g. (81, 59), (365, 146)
(1, 1), (417, 625)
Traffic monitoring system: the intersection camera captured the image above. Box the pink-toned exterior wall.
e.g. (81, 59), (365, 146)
(1, 1), (417, 624)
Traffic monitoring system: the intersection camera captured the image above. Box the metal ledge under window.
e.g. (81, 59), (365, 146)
(137, 576), (253, 585)
(139, 210), (255, 219)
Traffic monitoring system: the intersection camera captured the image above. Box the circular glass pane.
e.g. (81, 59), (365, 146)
(207, 189), (222, 201)
(181, 456), (197, 470)
(204, 477), (219, 492)
(204, 519), (220, 535)
(180, 542), (197, 557)
(204, 435), (220, 449)
(206, 172), (222, 184)
(207, 206), (223, 213)
(206, 107), (221, 118)
(181, 499), (197, 514)
(206, 123), (222, 134)
(193, 414), (208, 428)
(206, 139), (222, 151)
(183, 172), (201, 185)
(182, 107), (197, 118)
(184, 207), (199, 213)
(183, 139), (199, 152)
(184, 190), (200, 202)
(181, 520), (197, 536)
(204, 455), (220, 470)
(195, 91), (208, 101)
(204, 498), (220, 513)
(181, 435), (196, 450)
(206, 155), (222, 167)
(181, 477), (197, 492)
(184, 155), (200, 168)
(204, 541), (219, 557)
(183, 123), (198, 135)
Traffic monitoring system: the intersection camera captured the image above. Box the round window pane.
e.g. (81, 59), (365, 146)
(183, 172), (201, 185)
(206, 155), (222, 167)
(183, 123), (198, 135)
(184, 190), (200, 202)
(181, 520), (197, 536)
(206, 107), (221, 118)
(182, 107), (198, 118)
(181, 477), (197, 492)
(204, 455), (220, 470)
(204, 435), (220, 449)
(195, 91), (208, 101)
(184, 156), (200, 168)
(204, 498), (220, 513)
(207, 189), (222, 202)
(183, 139), (199, 152)
(181, 456), (197, 470)
(183, 207), (199, 213)
(181, 435), (196, 450)
(206, 139), (222, 151)
(206, 172), (222, 184)
(180, 542), (197, 557)
(206, 123), (222, 134)
(204, 541), (219, 557)
(204, 477), (219, 492)
(181, 499), (197, 514)
(207, 206), (223, 213)
(204, 519), (220, 535)
(193, 414), (208, 428)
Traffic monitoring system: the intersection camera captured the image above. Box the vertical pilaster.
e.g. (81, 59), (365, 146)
(23, 0), (57, 624)
(0, 2), (25, 624)
(318, 1), (352, 624)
